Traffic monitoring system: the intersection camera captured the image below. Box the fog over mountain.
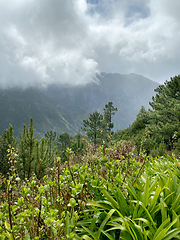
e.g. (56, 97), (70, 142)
(0, 0), (180, 89)
(0, 72), (159, 137)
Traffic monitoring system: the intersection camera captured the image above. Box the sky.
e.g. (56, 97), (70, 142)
(0, 0), (180, 88)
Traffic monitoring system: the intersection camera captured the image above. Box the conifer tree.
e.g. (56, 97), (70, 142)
(149, 75), (180, 148)
(56, 133), (71, 161)
(17, 118), (39, 179)
(45, 130), (56, 157)
(82, 111), (103, 145)
(103, 102), (118, 132)
(0, 124), (16, 177)
(34, 137), (53, 179)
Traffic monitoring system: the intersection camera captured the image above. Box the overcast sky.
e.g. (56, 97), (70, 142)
(0, 0), (180, 88)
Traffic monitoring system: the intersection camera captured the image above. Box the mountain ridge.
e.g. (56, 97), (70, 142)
(0, 72), (159, 137)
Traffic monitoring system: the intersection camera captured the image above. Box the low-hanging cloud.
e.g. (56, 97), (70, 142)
(0, 0), (180, 88)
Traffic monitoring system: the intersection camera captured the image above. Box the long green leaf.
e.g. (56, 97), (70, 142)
(115, 187), (130, 216)
(160, 198), (167, 223)
(87, 201), (112, 211)
(119, 180), (138, 200)
(115, 209), (137, 240)
(138, 201), (156, 230)
(90, 214), (99, 232)
(162, 229), (180, 240)
(149, 186), (161, 213)
(82, 226), (99, 240)
(132, 201), (140, 219)
(163, 191), (175, 204)
(171, 191), (180, 210)
(125, 217), (144, 240)
(97, 209), (115, 238)
(134, 218), (156, 234)
(149, 178), (158, 194)
(172, 210), (180, 228)
(153, 229), (167, 240)
(101, 230), (115, 240)
(82, 235), (94, 240)
(101, 189), (119, 209)
(141, 175), (149, 207)
(153, 218), (170, 239)
(163, 216), (179, 233)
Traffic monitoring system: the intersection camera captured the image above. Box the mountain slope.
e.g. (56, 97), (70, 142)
(0, 72), (159, 136)
(0, 88), (78, 137)
(43, 72), (159, 130)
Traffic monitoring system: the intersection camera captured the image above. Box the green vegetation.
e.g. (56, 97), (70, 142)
(81, 111), (103, 145)
(1, 76), (180, 239)
(0, 142), (180, 239)
(103, 102), (118, 133)
(0, 73), (158, 137)
(113, 75), (180, 156)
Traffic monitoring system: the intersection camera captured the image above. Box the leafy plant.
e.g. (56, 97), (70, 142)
(77, 155), (180, 239)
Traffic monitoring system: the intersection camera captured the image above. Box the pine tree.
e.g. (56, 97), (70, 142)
(149, 75), (180, 148)
(82, 111), (103, 145)
(103, 102), (118, 133)
(17, 118), (39, 179)
(44, 130), (56, 157)
(0, 124), (16, 177)
(34, 137), (53, 179)
(56, 133), (71, 161)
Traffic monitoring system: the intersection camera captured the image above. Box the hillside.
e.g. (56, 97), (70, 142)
(0, 88), (78, 137)
(43, 72), (159, 131)
(0, 72), (159, 137)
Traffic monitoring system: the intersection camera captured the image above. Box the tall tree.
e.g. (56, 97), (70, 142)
(0, 124), (16, 177)
(17, 118), (39, 179)
(131, 106), (150, 133)
(34, 137), (53, 179)
(82, 111), (103, 145)
(45, 130), (56, 157)
(149, 75), (180, 148)
(103, 102), (118, 132)
(56, 132), (71, 161)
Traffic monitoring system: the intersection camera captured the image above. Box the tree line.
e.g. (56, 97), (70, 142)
(1, 75), (180, 180)
(113, 75), (180, 156)
(0, 102), (118, 179)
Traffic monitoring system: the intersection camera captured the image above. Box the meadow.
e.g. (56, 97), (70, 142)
(0, 141), (180, 240)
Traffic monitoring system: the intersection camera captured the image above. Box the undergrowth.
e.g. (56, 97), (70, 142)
(0, 141), (179, 239)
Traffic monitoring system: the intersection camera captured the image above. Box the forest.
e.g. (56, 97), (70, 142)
(0, 75), (180, 239)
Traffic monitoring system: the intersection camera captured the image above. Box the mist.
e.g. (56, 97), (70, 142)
(0, 0), (180, 88)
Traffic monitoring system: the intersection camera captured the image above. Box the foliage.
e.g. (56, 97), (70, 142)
(0, 124), (16, 177)
(1, 77), (180, 239)
(113, 75), (180, 155)
(0, 141), (146, 239)
(77, 155), (180, 240)
(148, 75), (180, 149)
(71, 132), (86, 158)
(56, 132), (72, 162)
(16, 118), (39, 179)
(82, 111), (103, 145)
(0, 137), (180, 239)
(103, 102), (118, 133)
(82, 102), (118, 146)
(45, 131), (56, 157)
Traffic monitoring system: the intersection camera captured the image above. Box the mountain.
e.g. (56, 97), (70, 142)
(42, 72), (159, 131)
(0, 88), (79, 137)
(0, 72), (159, 137)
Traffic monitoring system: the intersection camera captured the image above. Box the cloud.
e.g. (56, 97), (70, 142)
(0, 0), (99, 88)
(0, 0), (180, 88)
